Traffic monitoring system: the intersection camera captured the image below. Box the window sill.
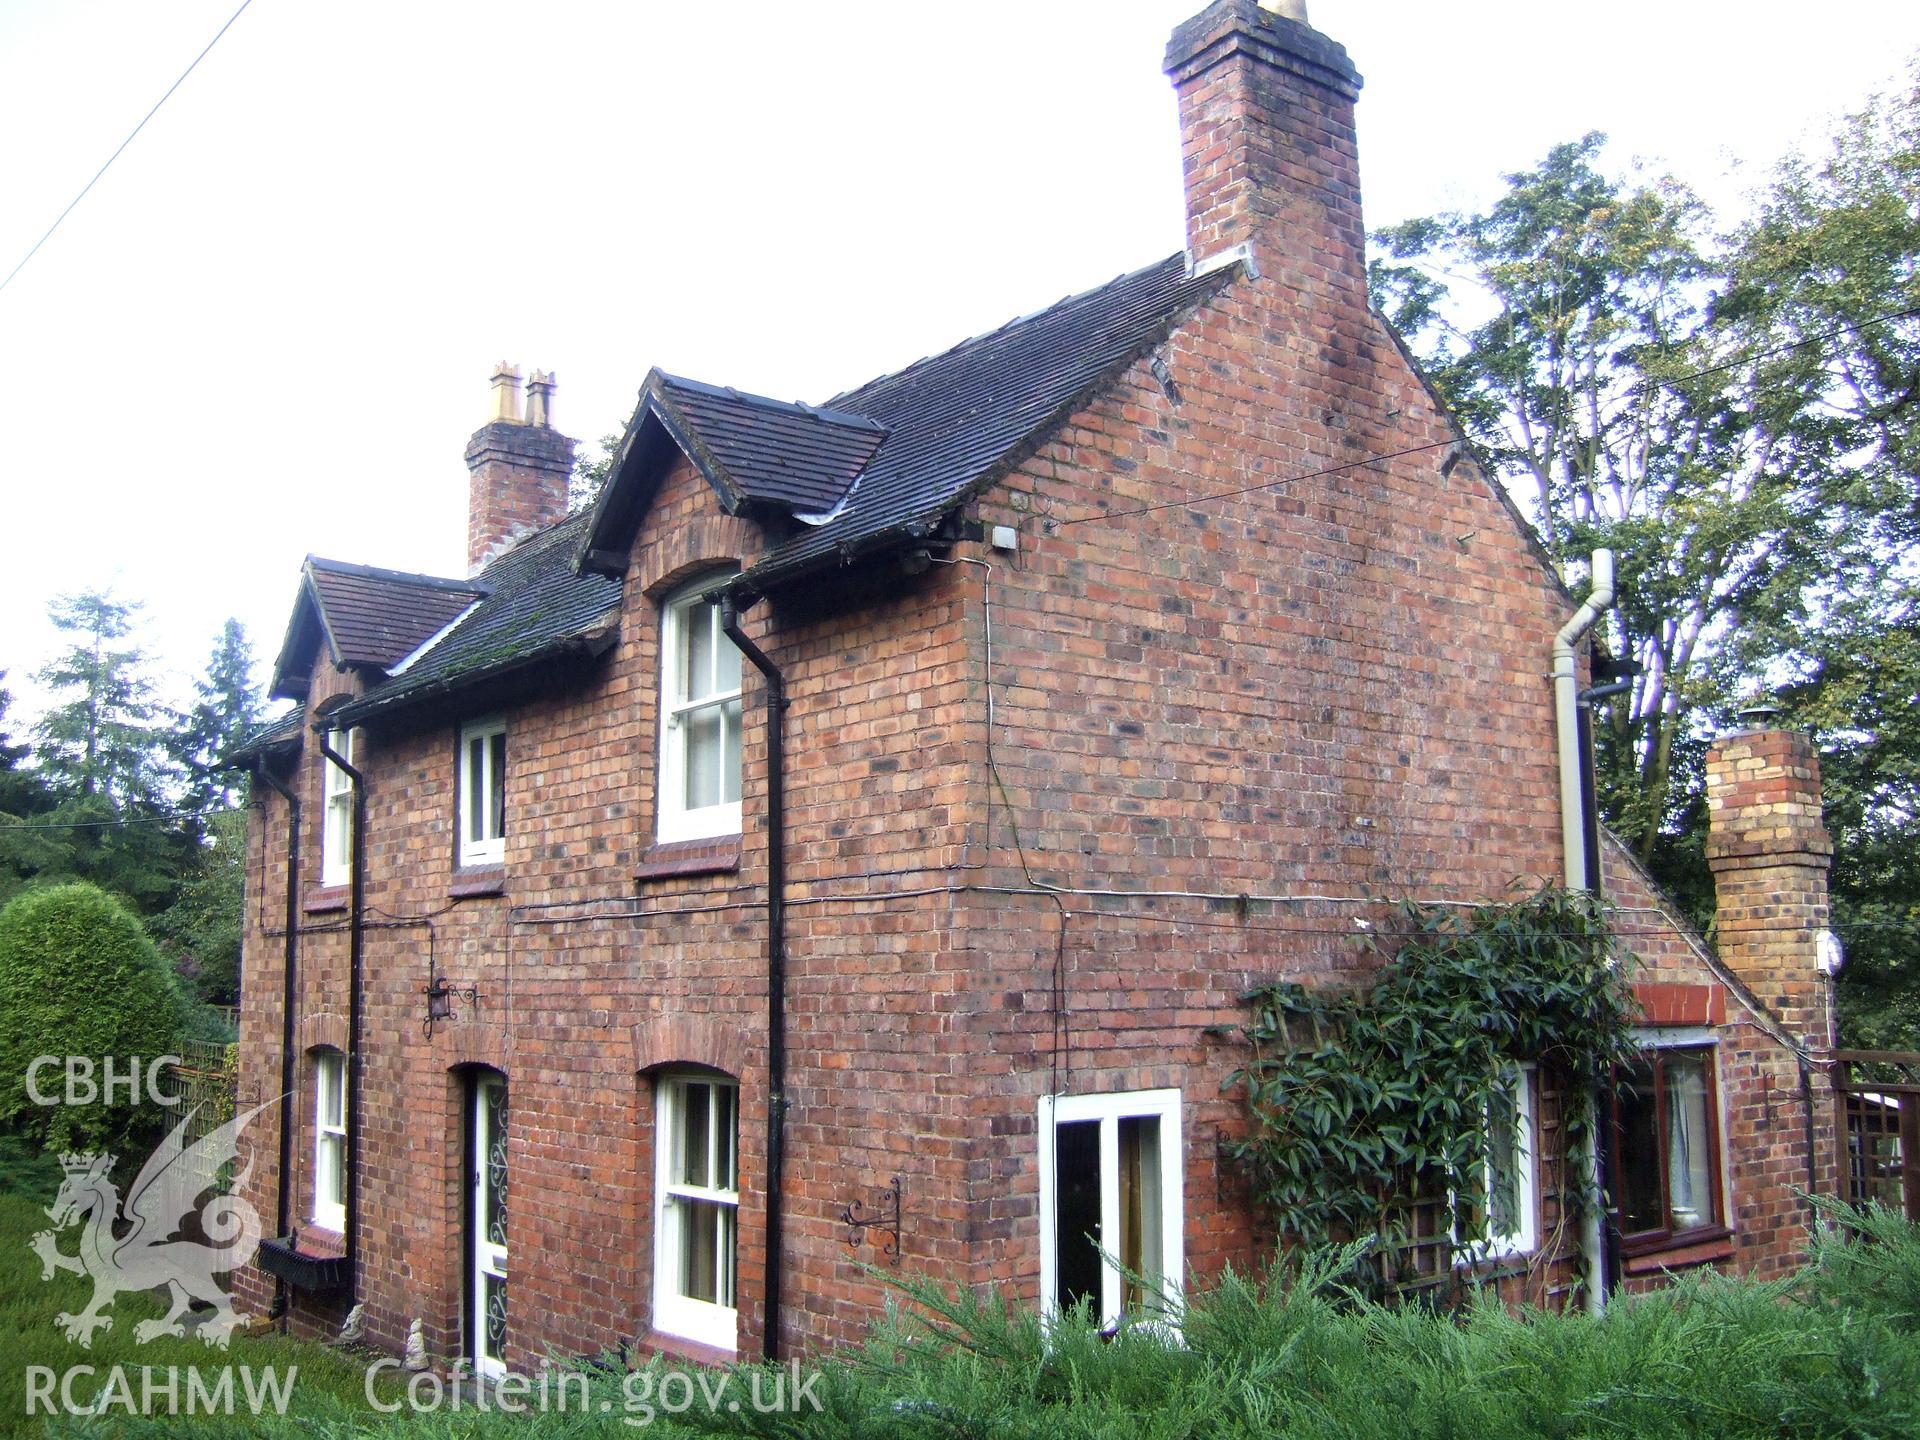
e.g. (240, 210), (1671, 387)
(449, 867), (506, 899)
(258, 1232), (349, 1293)
(1621, 1226), (1734, 1274)
(634, 838), (740, 882)
(289, 1225), (346, 1260)
(633, 1328), (735, 1369)
(303, 886), (349, 914)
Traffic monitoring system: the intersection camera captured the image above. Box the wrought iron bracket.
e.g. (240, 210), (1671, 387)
(422, 954), (478, 1039)
(839, 1174), (902, 1264)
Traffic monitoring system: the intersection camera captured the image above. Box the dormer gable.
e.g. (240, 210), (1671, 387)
(269, 557), (484, 702)
(577, 369), (886, 577)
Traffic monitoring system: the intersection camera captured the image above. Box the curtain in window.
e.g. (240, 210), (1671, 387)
(1118, 1115), (1163, 1314)
(1665, 1054), (1712, 1230)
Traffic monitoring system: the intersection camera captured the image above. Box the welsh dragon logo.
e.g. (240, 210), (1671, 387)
(30, 1100), (273, 1348)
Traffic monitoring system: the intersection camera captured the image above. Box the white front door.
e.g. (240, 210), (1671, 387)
(471, 1077), (508, 1379)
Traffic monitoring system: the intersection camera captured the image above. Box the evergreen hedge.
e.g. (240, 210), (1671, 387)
(0, 882), (188, 1151)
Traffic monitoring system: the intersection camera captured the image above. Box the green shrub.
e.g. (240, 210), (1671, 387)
(0, 882), (189, 1152)
(1808, 1196), (1920, 1327)
(669, 1237), (1920, 1440)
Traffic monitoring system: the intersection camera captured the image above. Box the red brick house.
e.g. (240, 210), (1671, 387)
(228, 0), (1842, 1373)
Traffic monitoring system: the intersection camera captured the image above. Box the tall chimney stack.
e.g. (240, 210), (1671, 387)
(1705, 717), (1835, 1048)
(464, 363), (575, 576)
(1164, 1), (1365, 292)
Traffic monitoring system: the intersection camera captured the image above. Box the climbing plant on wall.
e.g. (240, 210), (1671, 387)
(1230, 888), (1638, 1287)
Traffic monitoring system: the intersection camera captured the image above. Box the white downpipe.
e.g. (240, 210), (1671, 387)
(1553, 549), (1615, 891)
(1552, 548), (1615, 1318)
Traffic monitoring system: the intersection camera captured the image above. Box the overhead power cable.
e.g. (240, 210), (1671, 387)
(0, 0), (256, 298)
(0, 806), (233, 831)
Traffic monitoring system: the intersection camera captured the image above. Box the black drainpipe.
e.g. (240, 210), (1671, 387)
(317, 729), (366, 1303)
(253, 763), (301, 1320)
(1797, 1059), (1821, 1219)
(720, 592), (788, 1363)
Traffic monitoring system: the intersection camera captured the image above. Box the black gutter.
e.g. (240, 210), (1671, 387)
(252, 763), (301, 1320)
(719, 592), (788, 1363)
(328, 625), (617, 729)
(316, 730), (366, 1304)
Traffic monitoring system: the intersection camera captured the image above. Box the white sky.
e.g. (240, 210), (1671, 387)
(1, 0), (1915, 723)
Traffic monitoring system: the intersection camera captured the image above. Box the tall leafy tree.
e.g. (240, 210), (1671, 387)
(1372, 74), (1920, 1043)
(173, 618), (262, 817)
(1371, 98), (1918, 875)
(151, 806), (247, 1008)
(30, 591), (186, 912)
(1737, 75), (1920, 1046)
(34, 590), (176, 807)
(0, 674), (59, 905)
(569, 432), (623, 513)
(153, 621), (261, 1007)
(1783, 590), (1920, 1046)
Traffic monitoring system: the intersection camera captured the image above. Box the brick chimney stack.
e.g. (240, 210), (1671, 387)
(1164, 0), (1365, 292)
(1705, 718), (1835, 1047)
(465, 363), (576, 577)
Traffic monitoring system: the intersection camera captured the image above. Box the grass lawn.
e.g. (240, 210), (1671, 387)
(5, 1127), (1918, 1438)
(0, 1137), (393, 1438)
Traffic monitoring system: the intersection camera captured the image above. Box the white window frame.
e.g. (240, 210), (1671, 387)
(312, 1049), (347, 1232)
(320, 727), (357, 887)
(457, 717), (508, 868)
(1453, 1064), (1537, 1262)
(652, 1074), (740, 1350)
(657, 574), (743, 844)
(1037, 1087), (1184, 1330)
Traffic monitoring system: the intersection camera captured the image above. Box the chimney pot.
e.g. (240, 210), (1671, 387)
(526, 370), (556, 430)
(466, 364), (574, 575)
(488, 363), (524, 425)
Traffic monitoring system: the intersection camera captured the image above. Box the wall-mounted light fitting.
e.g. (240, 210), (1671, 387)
(422, 955), (478, 1039)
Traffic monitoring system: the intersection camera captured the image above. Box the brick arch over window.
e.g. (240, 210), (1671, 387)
(631, 1014), (748, 1079)
(636, 514), (756, 600)
(296, 1012), (348, 1055)
(437, 1022), (509, 1075)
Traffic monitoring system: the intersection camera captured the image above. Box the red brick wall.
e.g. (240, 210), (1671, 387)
(237, 452), (987, 1363)
(465, 419), (574, 577)
(232, 6), (1830, 1364)
(238, 269), (1830, 1369)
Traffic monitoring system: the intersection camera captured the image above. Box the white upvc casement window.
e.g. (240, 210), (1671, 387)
(457, 718), (507, 868)
(1038, 1088), (1184, 1330)
(1453, 1064), (1538, 1261)
(313, 1050), (347, 1232)
(657, 576), (743, 844)
(653, 1074), (740, 1350)
(320, 727), (357, 887)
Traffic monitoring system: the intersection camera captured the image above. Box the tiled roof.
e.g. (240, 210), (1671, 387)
(741, 252), (1235, 589)
(249, 251), (1235, 731)
(224, 706), (304, 764)
(331, 508), (621, 725)
(307, 560), (483, 668)
(268, 558), (485, 700)
(656, 374), (885, 517)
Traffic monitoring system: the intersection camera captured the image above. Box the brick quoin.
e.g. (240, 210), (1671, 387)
(231, 0), (1835, 1370)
